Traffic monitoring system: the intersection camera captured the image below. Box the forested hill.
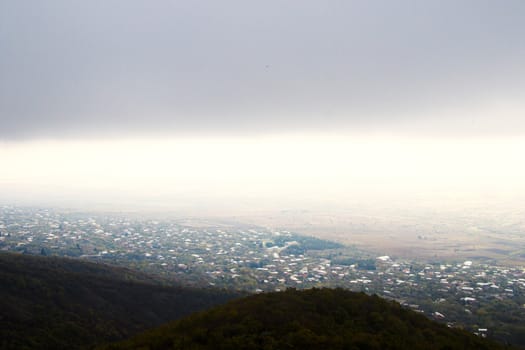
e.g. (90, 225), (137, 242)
(102, 288), (511, 350)
(0, 252), (239, 350)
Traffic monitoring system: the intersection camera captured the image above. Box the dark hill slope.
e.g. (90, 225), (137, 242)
(0, 252), (239, 350)
(102, 288), (510, 350)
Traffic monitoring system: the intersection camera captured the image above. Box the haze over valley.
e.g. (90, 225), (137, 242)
(1, 1), (525, 349)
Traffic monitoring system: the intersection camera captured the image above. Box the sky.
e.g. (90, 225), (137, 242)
(1, 1), (524, 212)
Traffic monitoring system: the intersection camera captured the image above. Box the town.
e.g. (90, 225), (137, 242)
(1, 205), (524, 345)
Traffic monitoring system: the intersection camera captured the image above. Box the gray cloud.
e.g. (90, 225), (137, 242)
(1, 0), (524, 139)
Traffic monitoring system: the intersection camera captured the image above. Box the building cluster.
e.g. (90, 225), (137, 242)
(1, 205), (525, 334)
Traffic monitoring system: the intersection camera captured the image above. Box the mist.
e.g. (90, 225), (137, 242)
(1, 134), (523, 215)
(1, 1), (524, 215)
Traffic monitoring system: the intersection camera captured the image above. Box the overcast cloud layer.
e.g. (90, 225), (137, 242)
(1, 0), (524, 139)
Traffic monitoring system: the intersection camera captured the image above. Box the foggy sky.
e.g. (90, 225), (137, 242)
(1, 0), (524, 140)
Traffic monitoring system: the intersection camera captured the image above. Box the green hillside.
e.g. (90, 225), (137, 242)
(0, 252), (239, 350)
(102, 288), (511, 350)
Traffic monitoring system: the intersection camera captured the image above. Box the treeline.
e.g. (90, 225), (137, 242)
(266, 233), (344, 252)
(0, 252), (240, 350)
